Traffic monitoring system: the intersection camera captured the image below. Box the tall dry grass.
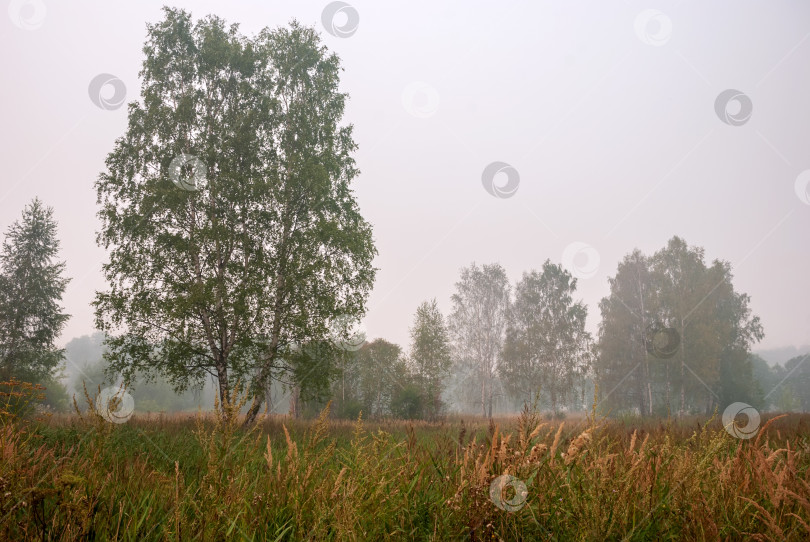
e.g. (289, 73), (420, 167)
(0, 387), (809, 540)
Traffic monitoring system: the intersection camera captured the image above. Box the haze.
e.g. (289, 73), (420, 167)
(2, 0), (809, 365)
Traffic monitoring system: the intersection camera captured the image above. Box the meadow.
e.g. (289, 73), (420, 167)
(2, 383), (810, 541)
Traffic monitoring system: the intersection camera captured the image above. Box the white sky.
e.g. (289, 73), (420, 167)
(1, 0), (809, 354)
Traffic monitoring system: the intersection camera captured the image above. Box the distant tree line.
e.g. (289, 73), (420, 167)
(1, 195), (807, 419)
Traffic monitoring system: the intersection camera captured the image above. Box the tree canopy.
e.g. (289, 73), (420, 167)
(93, 8), (376, 423)
(448, 262), (510, 418)
(500, 261), (592, 414)
(0, 198), (70, 383)
(596, 237), (763, 416)
(409, 298), (452, 419)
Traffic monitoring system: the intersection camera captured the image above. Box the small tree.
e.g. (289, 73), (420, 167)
(409, 299), (452, 419)
(0, 198), (70, 383)
(351, 339), (407, 417)
(783, 355), (810, 411)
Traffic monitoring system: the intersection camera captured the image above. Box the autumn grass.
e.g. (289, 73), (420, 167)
(1, 389), (809, 540)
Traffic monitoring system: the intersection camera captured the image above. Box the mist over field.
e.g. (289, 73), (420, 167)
(1, 1), (809, 540)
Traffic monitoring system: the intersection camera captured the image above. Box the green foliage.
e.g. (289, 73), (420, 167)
(448, 263), (510, 418)
(749, 354), (810, 412)
(333, 396), (363, 419)
(409, 298), (452, 419)
(62, 331), (107, 388)
(285, 340), (344, 406)
(92, 8), (376, 422)
(596, 237), (764, 417)
(595, 249), (652, 416)
(750, 354), (779, 407)
(348, 339), (408, 417)
(776, 385), (800, 412)
(390, 383), (425, 419)
(781, 354), (810, 411)
(719, 348), (764, 410)
(500, 260), (592, 414)
(0, 198), (70, 385)
(40, 375), (70, 412)
(64, 332), (212, 413)
(320, 337), (435, 419)
(5, 409), (810, 539)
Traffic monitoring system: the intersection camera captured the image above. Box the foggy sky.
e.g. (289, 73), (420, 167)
(2, 0), (809, 364)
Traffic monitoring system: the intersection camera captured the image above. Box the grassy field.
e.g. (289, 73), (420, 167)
(2, 388), (810, 540)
